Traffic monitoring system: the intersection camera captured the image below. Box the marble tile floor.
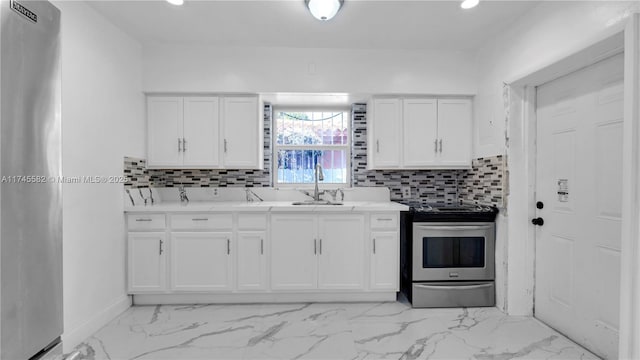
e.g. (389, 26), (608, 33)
(55, 301), (598, 360)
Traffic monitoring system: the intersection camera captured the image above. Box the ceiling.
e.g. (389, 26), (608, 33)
(88, 0), (540, 51)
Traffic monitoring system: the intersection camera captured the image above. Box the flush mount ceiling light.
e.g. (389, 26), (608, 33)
(306, 0), (343, 21)
(166, 0), (184, 6)
(460, 0), (479, 9)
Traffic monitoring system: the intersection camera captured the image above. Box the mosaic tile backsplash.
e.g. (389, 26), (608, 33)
(125, 103), (507, 207)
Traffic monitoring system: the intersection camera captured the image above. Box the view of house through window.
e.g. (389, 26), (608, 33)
(273, 109), (350, 185)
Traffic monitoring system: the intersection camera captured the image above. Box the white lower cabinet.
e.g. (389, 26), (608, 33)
(236, 231), (267, 291)
(318, 215), (365, 290)
(170, 232), (233, 291)
(370, 231), (399, 290)
(270, 215), (318, 290)
(270, 214), (365, 291)
(128, 232), (166, 293)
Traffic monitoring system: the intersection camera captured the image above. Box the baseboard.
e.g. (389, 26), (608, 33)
(61, 295), (131, 352)
(133, 292), (397, 305)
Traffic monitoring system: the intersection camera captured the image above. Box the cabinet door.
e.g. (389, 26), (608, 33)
(170, 232), (233, 291)
(270, 214), (317, 290)
(317, 215), (365, 290)
(236, 231), (267, 291)
(370, 231), (399, 290)
(403, 98), (438, 167)
(222, 96), (261, 168)
(183, 97), (220, 167)
(147, 97), (183, 167)
(370, 98), (402, 168)
(128, 232), (166, 293)
(436, 99), (472, 167)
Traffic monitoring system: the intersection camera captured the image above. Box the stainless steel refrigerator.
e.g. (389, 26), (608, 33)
(1, 1), (63, 359)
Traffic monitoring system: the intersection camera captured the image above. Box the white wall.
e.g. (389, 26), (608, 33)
(52, 1), (144, 351)
(474, 1), (639, 159)
(474, 1), (640, 315)
(142, 44), (478, 95)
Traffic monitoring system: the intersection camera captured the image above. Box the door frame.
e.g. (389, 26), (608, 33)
(505, 14), (640, 359)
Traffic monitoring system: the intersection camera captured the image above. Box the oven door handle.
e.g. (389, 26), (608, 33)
(414, 283), (493, 291)
(415, 225), (492, 231)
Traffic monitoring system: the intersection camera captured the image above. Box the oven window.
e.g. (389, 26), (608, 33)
(422, 236), (485, 268)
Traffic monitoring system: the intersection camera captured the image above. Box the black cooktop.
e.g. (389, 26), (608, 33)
(397, 200), (499, 222)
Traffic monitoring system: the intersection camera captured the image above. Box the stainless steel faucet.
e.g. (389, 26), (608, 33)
(313, 163), (324, 201)
(178, 185), (189, 204)
(245, 188), (264, 202)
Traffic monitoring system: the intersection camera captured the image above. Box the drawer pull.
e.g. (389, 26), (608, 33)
(415, 283), (493, 291)
(192, 218), (209, 221)
(376, 218), (393, 221)
(135, 218), (153, 222)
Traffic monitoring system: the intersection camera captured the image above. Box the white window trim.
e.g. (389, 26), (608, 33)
(272, 108), (351, 188)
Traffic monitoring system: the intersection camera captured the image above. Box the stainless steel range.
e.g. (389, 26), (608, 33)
(399, 202), (498, 308)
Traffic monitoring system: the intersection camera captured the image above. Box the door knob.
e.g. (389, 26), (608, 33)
(531, 217), (544, 226)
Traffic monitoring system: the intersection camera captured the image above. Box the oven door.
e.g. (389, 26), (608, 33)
(412, 222), (495, 281)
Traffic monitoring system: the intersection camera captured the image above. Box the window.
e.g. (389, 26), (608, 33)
(273, 109), (350, 186)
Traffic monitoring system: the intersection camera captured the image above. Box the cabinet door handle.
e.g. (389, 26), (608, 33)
(314, 239), (317, 255)
(376, 140), (380, 153)
(319, 239), (322, 255)
(227, 239), (230, 255)
(439, 139), (442, 153)
(178, 138), (182, 152)
(183, 138), (187, 152)
(135, 218), (152, 222)
(434, 139), (438, 153)
(159, 239), (164, 255)
(260, 239), (264, 255)
(373, 238), (376, 254)
(224, 139), (228, 153)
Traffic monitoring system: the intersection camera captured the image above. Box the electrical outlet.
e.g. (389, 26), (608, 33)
(401, 186), (411, 199)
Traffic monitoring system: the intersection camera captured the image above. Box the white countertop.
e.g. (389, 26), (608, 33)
(124, 201), (409, 213)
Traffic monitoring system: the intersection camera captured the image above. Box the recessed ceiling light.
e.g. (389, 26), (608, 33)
(460, 0), (479, 9)
(166, 0), (184, 6)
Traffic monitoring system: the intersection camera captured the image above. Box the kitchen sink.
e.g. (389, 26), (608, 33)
(291, 200), (343, 206)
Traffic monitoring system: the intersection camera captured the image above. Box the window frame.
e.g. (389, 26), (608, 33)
(272, 107), (351, 188)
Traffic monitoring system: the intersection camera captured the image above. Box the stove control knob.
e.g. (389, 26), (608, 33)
(531, 217), (544, 226)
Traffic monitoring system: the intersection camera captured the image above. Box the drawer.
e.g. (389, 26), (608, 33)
(370, 213), (398, 229)
(170, 213), (232, 230)
(127, 214), (166, 231)
(411, 281), (495, 308)
(238, 213), (267, 230)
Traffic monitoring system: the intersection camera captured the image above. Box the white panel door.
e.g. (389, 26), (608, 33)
(170, 232), (233, 291)
(270, 214), (317, 290)
(535, 53), (623, 360)
(183, 97), (220, 167)
(403, 98), (438, 167)
(147, 97), (183, 167)
(317, 215), (365, 290)
(128, 233), (166, 293)
(236, 231), (267, 291)
(370, 98), (402, 168)
(370, 231), (399, 290)
(436, 99), (472, 167)
(222, 96), (260, 168)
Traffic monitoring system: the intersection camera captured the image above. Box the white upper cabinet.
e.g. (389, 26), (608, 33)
(403, 98), (438, 167)
(147, 97), (183, 168)
(147, 95), (263, 169)
(369, 98), (402, 168)
(182, 97), (220, 167)
(436, 99), (472, 167)
(368, 97), (472, 169)
(222, 96), (263, 169)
